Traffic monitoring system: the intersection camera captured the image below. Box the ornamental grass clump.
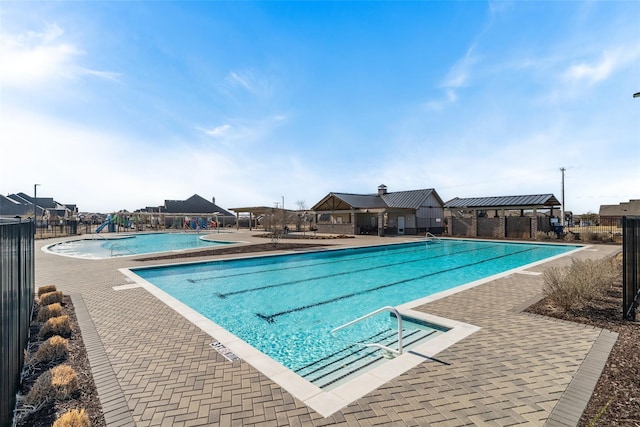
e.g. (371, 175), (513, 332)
(24, 365), (79, 405)
(543, 256), (622, 313)
(40, 291), (64, 306)
(31, 335), (69, 365)
(37, 284), (57, 296)
(37, 302), (63, 322)
(53, 408), (91, 427)
(39, 315), (72, 338)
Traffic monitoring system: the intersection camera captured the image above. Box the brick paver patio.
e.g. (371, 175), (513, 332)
(35, 232), (620, 426)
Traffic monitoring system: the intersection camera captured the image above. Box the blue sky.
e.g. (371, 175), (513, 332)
(1, 1), (639, 214)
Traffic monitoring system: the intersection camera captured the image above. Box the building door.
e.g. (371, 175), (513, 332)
(398, 216), (405, 235)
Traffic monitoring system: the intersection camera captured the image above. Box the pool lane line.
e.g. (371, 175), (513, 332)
(186, 241), (470, 284)
(214, 243), (501, 299)
(255, 246), (539, 323)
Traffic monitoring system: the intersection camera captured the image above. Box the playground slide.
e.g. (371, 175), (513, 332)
(96, 221), (109, 233)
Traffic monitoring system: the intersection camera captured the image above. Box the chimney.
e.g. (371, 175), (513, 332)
(377, 184), (388, 195)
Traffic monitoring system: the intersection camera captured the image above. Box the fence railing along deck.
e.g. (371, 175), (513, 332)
(0, 219), (35, 427)
(623, 216), (640, 320)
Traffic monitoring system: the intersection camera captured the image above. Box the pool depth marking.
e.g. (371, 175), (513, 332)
(255, 246), (540, 323)
(215, 242), (498, 299)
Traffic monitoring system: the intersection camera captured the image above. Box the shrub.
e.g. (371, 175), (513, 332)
(37, 285), (57, 297)
(24, 365), (79, 405)
(543, 257), (622, 313)
(39, 315), (72, 338)
(564, 232), (576, 241)
(31, 335), (69, 365)
(53, 408), (91, 427)
(535, 231), (557, 241)
(40, 291), (63, 306)
(37, 302), (63, 322)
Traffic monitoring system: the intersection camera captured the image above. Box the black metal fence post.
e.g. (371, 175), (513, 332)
(0, 219), (35, 427)
(623, 216), (640, 320)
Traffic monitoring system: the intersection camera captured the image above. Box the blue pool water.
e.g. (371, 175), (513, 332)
(133, 240), (579, 376)
(48, 233), (233, 259)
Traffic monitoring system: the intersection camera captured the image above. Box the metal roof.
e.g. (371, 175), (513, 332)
(331, 193), (387, 209)
(312, 189), (442, 211)
(381, 189), (440, 209)
(445, 194), (560, 209)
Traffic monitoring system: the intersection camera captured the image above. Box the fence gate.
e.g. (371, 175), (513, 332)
(506, 217), (531, 239)
(623, 216), (640, 320)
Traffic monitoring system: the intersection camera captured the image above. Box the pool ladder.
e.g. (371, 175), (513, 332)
(425, 232), (441, 244)
(109, 243), (136, 257)
(331, 306), (403, 359)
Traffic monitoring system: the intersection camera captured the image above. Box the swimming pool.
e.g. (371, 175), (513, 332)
(47, 232), (234, 259)
(130, 240), (580, 388)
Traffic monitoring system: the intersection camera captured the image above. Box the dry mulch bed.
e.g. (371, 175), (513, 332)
(527, 278), (640, 426)
(15, 295), (105, 427)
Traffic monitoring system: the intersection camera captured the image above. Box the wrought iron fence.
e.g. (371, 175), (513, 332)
(623, 216), (640, 320)
(0, 219), (35, 427)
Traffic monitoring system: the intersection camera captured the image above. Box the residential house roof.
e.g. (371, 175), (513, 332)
(599, 200), (640, 217)
(445, 194), (560, 209)
(0, 194), (30, 217)
(161, 194), (234, 216)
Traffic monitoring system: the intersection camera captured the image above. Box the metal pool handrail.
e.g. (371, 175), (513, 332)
(331, 306), (403, 357)
(110, 243), (136, 257)
(425, 232), (441, 242)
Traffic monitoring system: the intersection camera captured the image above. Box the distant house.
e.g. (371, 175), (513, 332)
(1, 192), (77, 223)
(599, 200), (640, 227)
(161, 194), (234, 217)
(444, 194), (562, 239)
(310, 184), (445, 236)
(0, 194), (31, 217)
(137, 194), (235, 228)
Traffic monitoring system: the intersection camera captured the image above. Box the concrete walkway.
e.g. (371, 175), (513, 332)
(35, 231), (620, 426)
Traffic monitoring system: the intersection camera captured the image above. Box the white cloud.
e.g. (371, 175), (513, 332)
(199, 124), (232, 138)
(564, 49), (620, 84)
(0, 24), (119, 87)
(224, 70), (271, 98)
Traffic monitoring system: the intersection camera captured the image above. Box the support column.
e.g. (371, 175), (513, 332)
(471, 210), (478, 237)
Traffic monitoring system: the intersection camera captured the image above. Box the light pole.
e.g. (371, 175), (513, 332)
(560, 167), (566, 227)
(34, 184), (40, 236)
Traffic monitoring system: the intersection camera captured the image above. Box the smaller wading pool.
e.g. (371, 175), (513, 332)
(46, 232), (235, 259)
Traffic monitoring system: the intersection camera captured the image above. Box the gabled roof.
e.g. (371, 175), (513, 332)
(382, 189), (443, 209)
(11, 193), (58, 209)
(0, 194), (31, 216)
(162, 194), (233, 216)
(445, 194), (560, 209)
(312, 188), (443, 211)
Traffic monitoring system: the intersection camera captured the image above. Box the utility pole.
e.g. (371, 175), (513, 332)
(560, 167), (566, 227)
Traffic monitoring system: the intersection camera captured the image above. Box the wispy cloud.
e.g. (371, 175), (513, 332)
(224, 70), (271, 98)
(199, 124), (232, 138)
(0, 23), (120, 87)
(424, 44), (479, 111)
(563, 47), (639, 85)
(197, 114), (288, 145)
